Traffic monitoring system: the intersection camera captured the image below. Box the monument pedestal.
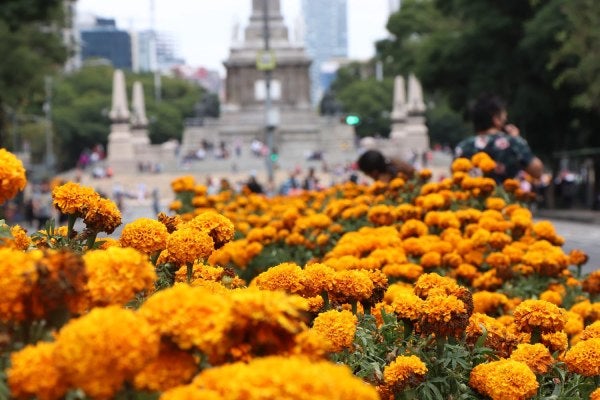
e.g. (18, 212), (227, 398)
(107, 123), (136, 172)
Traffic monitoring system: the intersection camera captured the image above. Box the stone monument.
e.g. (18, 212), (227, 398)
(107, 69), (136, 172)
(180, 0), (354, 169)
(130, 81), (150, 147)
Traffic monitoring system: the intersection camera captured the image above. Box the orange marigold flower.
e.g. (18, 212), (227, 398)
(582, 270), (600, 296)
(418, 294), (469, 338)
(8, 225), (31, 250)
(83, 196), (122, 234)
(420, 251), (441, 269)
(133, 343), (197, 392)
(540, 289), (562, 306)
(382, 262), (423, 282)
(187, 210), (235, 248)
(383, 355), (427, 391)
(83, 247), (156, 306)
(7, 341), (67, 400)
(167, 227), (215, 265)
(591, 388), (600, 400)
(329, 270), (374, 304)
(0, 248), (38, 322)
(52, 182), (99, 216)
(251, 262), (305, 294)
(451, 157), (473, 173)
(509, 343), (554, 374)
(171, 175), (195, 192)
(120, 217), (169, 254)
(472, 152), (497, 173)
(564, 337), (600, 376)
(569, 249), (588, 266)
(469, 359), (538, 400)
(485, 197), (506, 210)
(0, 148), (27, 205)
(312, 309), (358, 352)
(390, 291), (424, 321)
(53, 306), (160, 399)
(301, 263), (335, 296)
(581, 321), (600, 341)
(367, 204), (396, 226)
(413, 272), (460, 299)
(513, 299), (567, 334)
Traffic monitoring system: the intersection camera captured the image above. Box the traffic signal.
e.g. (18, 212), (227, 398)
(344, 114), (361, 126)
(270, 152), (279, 162)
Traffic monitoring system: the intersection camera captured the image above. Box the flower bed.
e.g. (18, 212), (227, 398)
(0, 148), (599, 400)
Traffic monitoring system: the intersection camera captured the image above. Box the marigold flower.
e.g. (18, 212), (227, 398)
(513, 299), (567, 334)
(191, 356), (379, 400)
(581, 321), (600, 341)
(383, 355), (428, 391)
(390, 291), (424, 321)
(120, 217), (169, 254)
(582, 270), (600, 296)
(52, 182), (99, 216)
(6, 225), (31, 250)
(251, 262), (305, 294)
(451, 157), (473, 173)
(133, 343), (198, 392)
(413, 273), (460, 299)
(473, 291), (510, 316)
(329, 269), (374, 304)
(0, 148), (27, 205)
(564, 337), (600, 376)
(564, 311), (585, 336)
(171, 175), (195, 192)
(469, 359), (538, 400)
(591, 388), (600, 400)
(83, 196), (122, 234)
(187, 210), (235, 248)
(83, 247), (156, 306)
(0, 248), (38, 322)
(569, 248), (588, 266)
(7, 341), (67, 400)
(312, 309), (358, 352)
(160, 386), (222, 400)
(509, 343), (554, 374)
(301, 262), (335, 296)
(418, 294), (469, 338)
(53, 306), (160, 399)
(367, 204), (396, 226)
(541, 331), (568, 353)
(167, 227), (215, 265)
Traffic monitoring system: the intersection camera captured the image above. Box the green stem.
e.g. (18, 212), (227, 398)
(86, 231), (98, 249)
(67, 214), (77, 238)
(351, 301), (358, 315)
(402, 319), (413, 341)
(436, 336), (446, 358)
(186, 263), (193, 283)
(530, 327), (541, 344)
(576, 264), (582, 279)
(321, 291), (330, 310)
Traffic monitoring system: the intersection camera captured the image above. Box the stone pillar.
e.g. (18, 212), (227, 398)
(131, 81), (150, 146)
(404, 74), (430, 156)
(107, 69), (136, 172)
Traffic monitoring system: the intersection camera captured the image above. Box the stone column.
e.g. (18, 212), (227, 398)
(107, 69), (136, 172)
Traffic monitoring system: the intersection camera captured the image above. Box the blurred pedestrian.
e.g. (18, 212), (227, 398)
(357, 149), (415, 182)
(454, 93), (544, 183)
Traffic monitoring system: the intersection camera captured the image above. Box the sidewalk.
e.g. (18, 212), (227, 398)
(534, 208), (600, 224)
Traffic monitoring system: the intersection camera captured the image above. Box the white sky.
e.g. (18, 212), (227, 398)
(76, 0), (392, 75)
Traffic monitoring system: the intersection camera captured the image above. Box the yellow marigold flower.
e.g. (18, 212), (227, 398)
(51, 182), (99, 216)
(171, 175), (195, 192)
(0, 148), (27, 204)
(583, 270), (600, 297)
(465, 313), (512, 356)
(158, 212), (183, 233)
(329, 270), (374, 304)
(469, 359), (538, 400)
(83, 247), (156, 306)
(187, 210), (235, 248)
(509, 343), (554, 374)
(7, 341), (67, 400)
(532, 220), (564, 245)
(451, 157), (473, 172)
(503, 178), (521, 192)
(540, 289), (562, 306)
(569, 248), (588, 266)
(489, 231), (512, 249)
(167, 227), (215, 265)
(120, 217), (169, 254)
(174, 261), (225, 283)
(8, 225), (31, 250)
(564, 311), (585, 336)
(383, 355), (427, 391)
(513, 299), (567, 334)
(191, 356), (379, 400)
(169, 200), (182, 211)
(413, 272), (460, 299)
(581, 321), (600, 341)
(473, 291), (510, 316)
(472, 269), (503, 291)
(290, 329), (329, 359)
(591, 388), (600, 400)
(564, 337), (600, 376)
(83, 196), (122, 234)
(0, 248), (37, 322)
(383, 262), (424, 282)
(541, 331), (568, 353)
(485, 197), (506, 210)
(133, 343), (198, 392)
(367, 204), (396, 226)
(251, 262), (305, 294)
(391, 291), (424, 321)
(139, 284), (234, 354)
(312, 309), (358, 352)
(472, 152), (496, 173)
(301, 263), (335, 296)
(399, 219), (428, 238)
(418, 294), (469, 338)
(53, 306), (160, 399)
(420, 251), (441, 269)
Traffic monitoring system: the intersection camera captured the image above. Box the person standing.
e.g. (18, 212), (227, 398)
(454, 94), (544, 183)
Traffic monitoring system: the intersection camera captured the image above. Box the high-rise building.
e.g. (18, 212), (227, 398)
(80, 17), (132, 69)
(301, 0), (348, 105)
(132, 30), (185, 73)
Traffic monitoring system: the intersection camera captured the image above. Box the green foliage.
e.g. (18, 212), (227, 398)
(52, 66), (206, 169)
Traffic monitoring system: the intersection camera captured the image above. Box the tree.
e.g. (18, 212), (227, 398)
(51, 65), (206, 170)
(0, 0), (67, 148)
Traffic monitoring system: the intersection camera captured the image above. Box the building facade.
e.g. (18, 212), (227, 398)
(301, 0), (348, 105)
(80, 18), (132, 69)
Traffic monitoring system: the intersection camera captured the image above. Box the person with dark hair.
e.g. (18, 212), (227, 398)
(357, 149), (415, 182)
(454, 93), (544, 183)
